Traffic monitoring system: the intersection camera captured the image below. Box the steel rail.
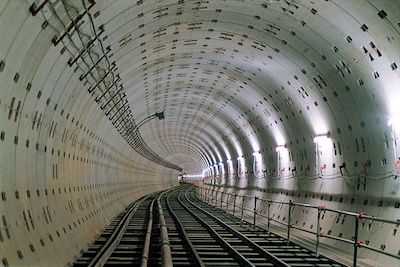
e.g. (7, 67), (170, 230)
(87, 195), (152, 267)
(184, 190), (291, 267)
(196, 185), (400, 263)
(165, 191), (205, 267)
(176, 190), (257, 267)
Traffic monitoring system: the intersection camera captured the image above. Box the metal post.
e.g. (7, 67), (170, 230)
(233, 194), (237, 216)
(353, 215), (359, 267)
(267, 200), (271, 234)
(241, 195), (245, 221)
(287, 200), (292, 245)
(213, 190), (216, 206)
(253, 196), (258, 227)
(220, 191), (223, 210)
(316, 206), (321, 256)
(226, 193), (229, 213)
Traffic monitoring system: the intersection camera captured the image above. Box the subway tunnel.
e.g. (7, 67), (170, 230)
(0, 0), (399, 266)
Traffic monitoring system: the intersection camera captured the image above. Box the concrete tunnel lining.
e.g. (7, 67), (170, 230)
(0, 0), (399, 265)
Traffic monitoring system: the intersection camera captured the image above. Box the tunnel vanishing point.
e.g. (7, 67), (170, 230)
(0, 0), (399, 266)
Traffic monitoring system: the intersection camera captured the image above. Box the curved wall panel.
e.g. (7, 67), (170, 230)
(0, 0), (399, 266)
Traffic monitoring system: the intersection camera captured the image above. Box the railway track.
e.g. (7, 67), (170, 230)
(74, 184), (344, 266)
(182, 188), (344, 267)
(74, 193), (159, 266)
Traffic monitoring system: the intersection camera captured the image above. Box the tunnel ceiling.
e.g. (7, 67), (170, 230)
(10, 0), (400, 175)
(3, 2), (400, 265)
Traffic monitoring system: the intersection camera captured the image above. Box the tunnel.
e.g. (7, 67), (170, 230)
(0, 0), (399, 266)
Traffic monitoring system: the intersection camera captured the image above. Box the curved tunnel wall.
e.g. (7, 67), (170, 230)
(0, 0), (399, 266)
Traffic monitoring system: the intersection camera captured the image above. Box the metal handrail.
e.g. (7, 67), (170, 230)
(184, 190), (290, 267)
(195, 185), (400, 267)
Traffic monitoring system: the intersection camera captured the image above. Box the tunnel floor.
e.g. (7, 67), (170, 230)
(74, 184), (345, 266)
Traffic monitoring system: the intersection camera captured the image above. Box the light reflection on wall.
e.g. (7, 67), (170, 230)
(252, 151), (262, 178)
(237, 155), (245, 178)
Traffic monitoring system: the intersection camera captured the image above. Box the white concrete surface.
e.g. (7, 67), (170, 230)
(0, 0), (399, 265)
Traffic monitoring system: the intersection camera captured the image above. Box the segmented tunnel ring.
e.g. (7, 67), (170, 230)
(1, 1), (399, 266)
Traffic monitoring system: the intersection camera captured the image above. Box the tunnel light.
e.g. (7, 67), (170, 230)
(275, 145), (287, 152)
(237, 155), (243, 161)
(252, 151), (261, 157)
(213, 164), (218, 168)
(313, 132), (331, 143)
(156, 111), (165, 120)
(219, 162), (224, 166)
(226, 159), (232, 163)
(387, 114), (400, 127)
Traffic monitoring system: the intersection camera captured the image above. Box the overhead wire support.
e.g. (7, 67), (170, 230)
(29, 0), (51, 16)
(95, 82), (118, 103)
(105, 98), (126, 117)
(114, 112), (130, 127)
(79, 50), (111, 81)
(109, 102), (128, 121)
(118, 119), (135, 134)
(67, 25), (105, 67)
(51, 0), (96, 46)
(38, 0), (182, 171)
(112, 108), (130, 125)
(99, 86), (124, 107)
(88, 63), (116, 93)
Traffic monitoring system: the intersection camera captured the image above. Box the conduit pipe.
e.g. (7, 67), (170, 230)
(140, 199), (156, 267)
(157, 193), (173, 267)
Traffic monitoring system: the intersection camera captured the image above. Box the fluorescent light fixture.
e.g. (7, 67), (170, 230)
(213, 164), (218, 167)
(275, 145), (287, 152)
(313, 132), (331, 143)
(155, 111), (165, 120)
(226, 159), (232, 163)
(388, 114), (400, 126)
(252, 151), (261, 157)
(219, 162), (224, 165)
(237, 155), (243, 161)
